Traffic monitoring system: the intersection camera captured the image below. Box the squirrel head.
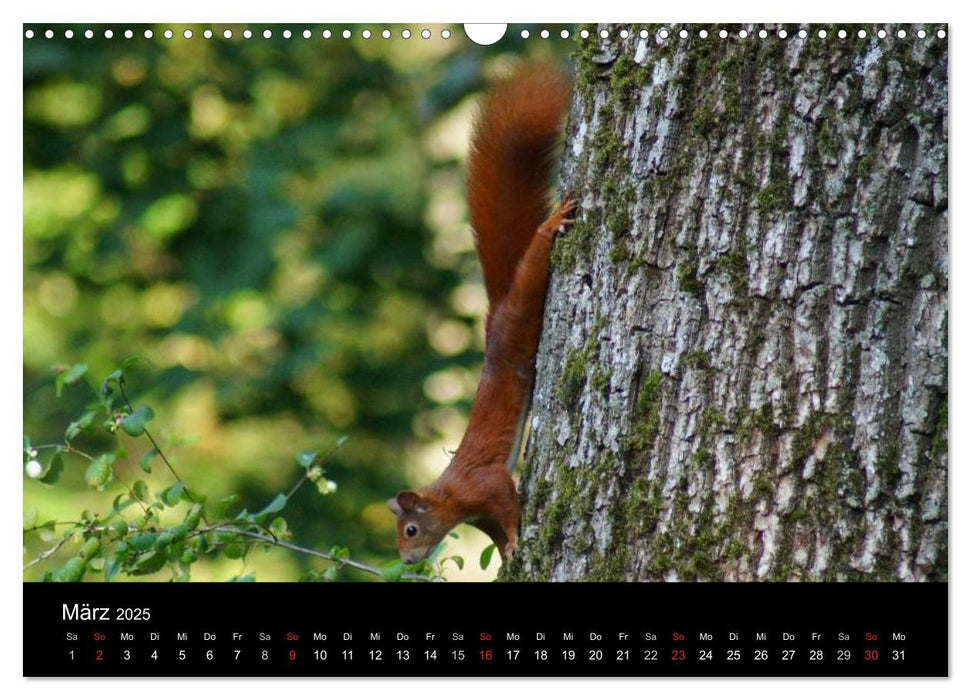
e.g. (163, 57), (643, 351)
(387, 490), (452, 564)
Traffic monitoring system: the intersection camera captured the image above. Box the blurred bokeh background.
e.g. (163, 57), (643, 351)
(23, 24), (573, 581)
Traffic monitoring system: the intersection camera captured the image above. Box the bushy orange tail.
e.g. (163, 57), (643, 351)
(466, 63), (572, 309)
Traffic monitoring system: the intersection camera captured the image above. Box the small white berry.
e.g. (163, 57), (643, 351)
(25, 460), (43, 478)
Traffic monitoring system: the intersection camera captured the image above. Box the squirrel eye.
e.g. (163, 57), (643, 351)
(405, 524), (419, 538)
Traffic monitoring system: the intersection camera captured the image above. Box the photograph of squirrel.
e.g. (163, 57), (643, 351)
(388, 63), (574, 565)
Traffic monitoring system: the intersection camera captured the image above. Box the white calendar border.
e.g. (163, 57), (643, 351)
(5, 0), (962, 697)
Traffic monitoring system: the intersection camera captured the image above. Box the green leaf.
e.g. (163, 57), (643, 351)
(121, 405), (155, 437)
(215, 494), (240, 518)
(154, 530), (174, 549)
(121, 355), (147, 369)
(80, 538), (101, 561)
(94, 509), (115, 525)
(181, 486), (206, 504)
(321, 565), (339, 582)
(23, 508), (39, 531)
(85, 454), (114, 489)
(132, 480), (150, 501)
(111, 494), (130, 513)
(64, 422), (81, 442)
(139, 447), (157, 473)
(132, 550), (166, 575)
(55, 363), (87, 397)
(104, 558), (121, 582)
(446, 555), (465, 571)
(39, 452), (64, 485)
(296, 450), (317, 468)
(229, 573), (256, 582)
(254, 493), (288, 518)
(100, 371), (123, 405)
(479, 544), (497, 570)
(128, 532), (159, 551)
(223, 543), (245, 559)
(87, 558), (105, 573)
(184, 504), (203, 529)
(269, 516), (288, 539)
(161, 483), (184, 507)
(447, 531), (460, 539)
(180, 550), (198, 565)
(65, 410), (96, 442)
(36, 520), (59, 542)
(429, 541), (447, 561)
(53, 557), (85, 582)
(381, 562), (404, 582)
(193, 534), (212, 554)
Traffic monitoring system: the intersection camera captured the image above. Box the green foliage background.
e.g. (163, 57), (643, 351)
(23, 24), (572, 581)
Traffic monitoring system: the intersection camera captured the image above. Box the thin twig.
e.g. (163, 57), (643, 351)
(23, 520), (86, 533)
(117, 376), (208, 524)
(23, 533), (74, 570)
(285, 440), (346, 501)
(207, 526), (435, 582)
(286, 466), (314, 501)
(34, 443), (95, 461)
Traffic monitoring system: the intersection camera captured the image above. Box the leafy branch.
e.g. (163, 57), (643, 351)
(23, 361), (451, 583)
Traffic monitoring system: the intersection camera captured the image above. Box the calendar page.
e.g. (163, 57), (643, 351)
(22, 22), (948, 677)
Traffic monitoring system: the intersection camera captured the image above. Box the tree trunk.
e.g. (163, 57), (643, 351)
(503, 24), (947, 582)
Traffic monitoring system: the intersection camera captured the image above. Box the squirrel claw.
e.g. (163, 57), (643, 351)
(542, 197), (578, 238)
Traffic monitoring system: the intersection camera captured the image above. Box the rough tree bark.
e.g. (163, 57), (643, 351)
(503, 24), (947, 582)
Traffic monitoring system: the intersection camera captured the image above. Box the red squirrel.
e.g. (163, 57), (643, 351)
(388, 64), (574, 565)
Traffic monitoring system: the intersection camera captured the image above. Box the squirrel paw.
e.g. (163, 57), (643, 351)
(539, 194), (577, 238)
(501, 536), (518, 562)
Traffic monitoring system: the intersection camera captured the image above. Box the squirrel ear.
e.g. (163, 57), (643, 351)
(391, 490), (424, 514)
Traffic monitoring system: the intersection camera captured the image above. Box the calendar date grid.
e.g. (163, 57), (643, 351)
(60, 626), (913, 672)
(25, 582), (946, 677)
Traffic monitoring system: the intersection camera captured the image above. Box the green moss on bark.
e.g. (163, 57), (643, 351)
(622, 370), (664, 453)
(678, 252), (704, 295)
